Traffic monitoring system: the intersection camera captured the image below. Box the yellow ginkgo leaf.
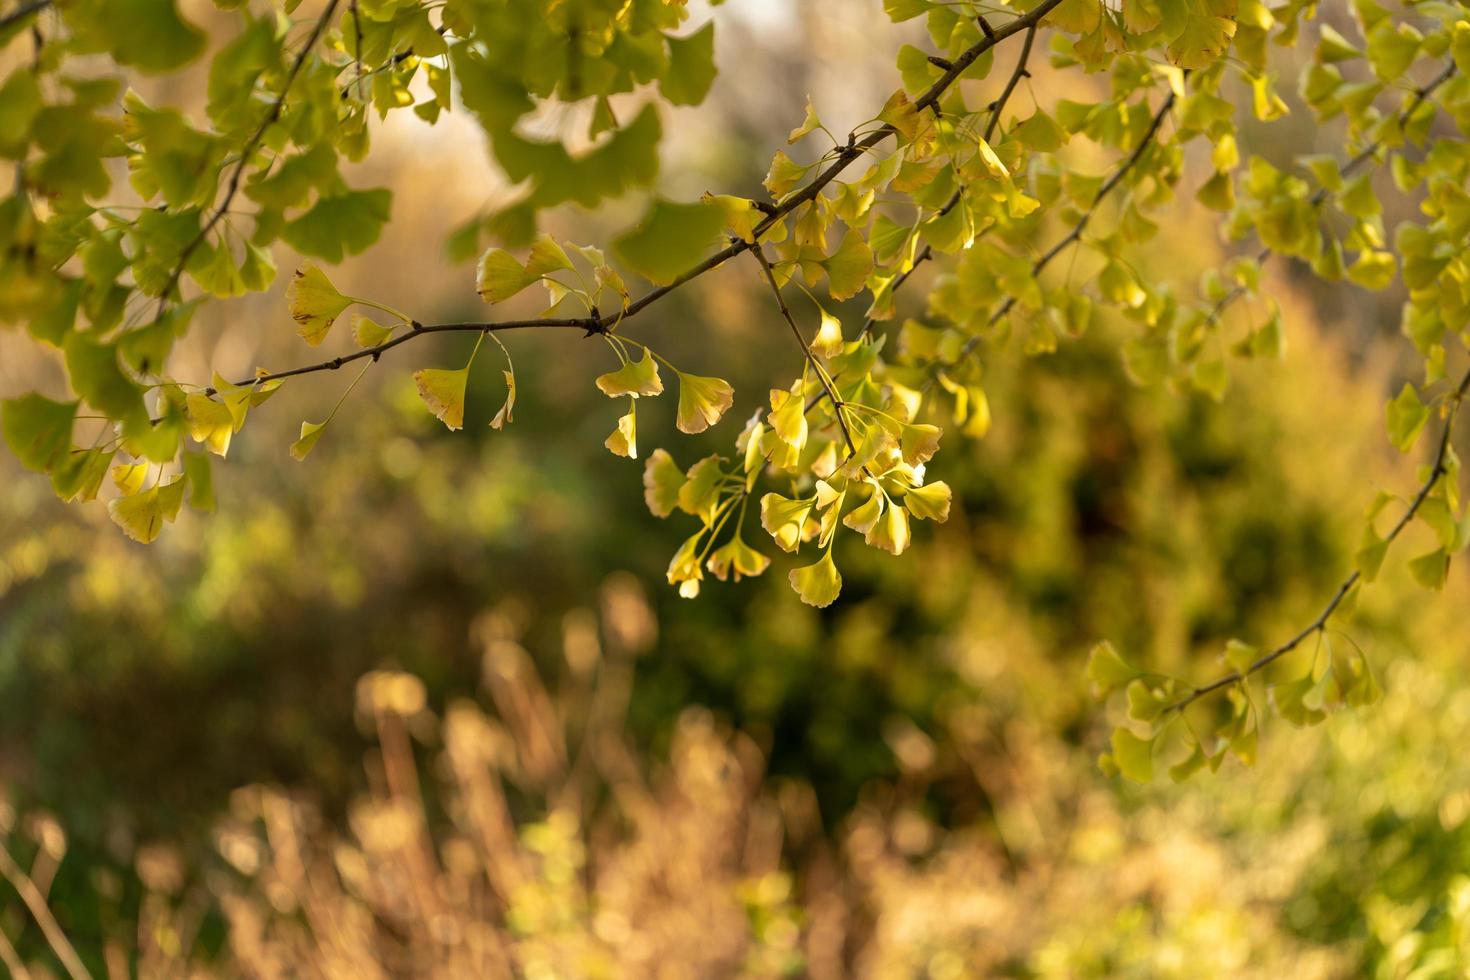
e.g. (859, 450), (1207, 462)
(185, 393), (234, 456)
(413, 366), (470, 431)
(760, 492), (814, 553)
(675, 371), (734, 434)
(904, 480), (952, 522)
(865, 500), (910, 555)
(811, 307), (845, 359)
(111, 461), (148, 496)
(706, 534), (770, 582)
(899, 422), (942, 466)
(290, 421), (327, 461)
(287, 267), (353, 347)
(605, 401), (637, 458)
(352, 313), (393, 348)
(107, 477), (186, 544)
(643, 449), (685, 517)
(490, 369), (516, 430)
(596, 348), (664, 398)
(789, 550), (842, 608)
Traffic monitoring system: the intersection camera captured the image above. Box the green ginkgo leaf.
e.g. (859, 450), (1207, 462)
(675, 371), (734, 434)
(413, 367), (470, 431)
(1110, 728), (1154, 783)
(613, 199), (725, 286)
(789, 550), (842, 608)
(660, 22), (717, 106)
(288, 267), (353, 347)
(1385, 383), (1429, 453)
(1, 394), (77, 472)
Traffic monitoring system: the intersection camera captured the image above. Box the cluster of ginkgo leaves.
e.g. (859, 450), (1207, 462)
(4, 0), (1470, 777)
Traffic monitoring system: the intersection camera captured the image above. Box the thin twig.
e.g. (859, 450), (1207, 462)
(158, 0), (343, 311)
(1205, 62), (1456, 327)
(751, 246), (863, 460)
(856, 25), (1039, 339)
(1166, 363), (1470, 713)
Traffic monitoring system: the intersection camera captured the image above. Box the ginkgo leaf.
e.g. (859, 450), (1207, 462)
(768, 384), (808, 450)
(903, 480), (951, 521)
(290, 421), (327, 461)
(1110, 728), (1155, 783)
(613, 199), (725, 286)
(677, 456), (723, 521)
(108, 476), (186, 544)
(706, 534), (770, 581)
(701, 193), (762, 244)
(596, 348), (664, 398)
(675, 371), (734, 434)
(477, 249), (534, 303)
(843, 488), (884, 535)
(606, 401), (637, 458)
(666, 532), (705, 598)
(413, 366), (470, 431)
(660, 22), (717, 106)
(112, 462), (148, 496)
(288, 267), (353, 347)
(764, 150), (810, 199)
(760, 492), (814, 552)
(643, 449), (685, 517)
(1385, 383), (1428, 452)
(51, 447), (114, 503)
(898, 422), (942, 465)
(1, 394), (77, 472)
(353, 314), (394, 348)
(185, 393), (235, 456)
(811, 308), (844, 359)
(822, 231), (874, 301)
(490, 370), (516, 430)
(787, 96), (823, 144)
(789, 550), (842, 608)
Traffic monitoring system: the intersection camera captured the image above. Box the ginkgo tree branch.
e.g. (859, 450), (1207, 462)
(206, 0), (1066, 393)
(912, 76), (1181, 379)
(1165, 363), (1470, 714)
(1205, 60), (1457, 327)
(859, 24), (1040, 337)
(751, 245), (863, 460)
(0, 0), (49, 34)
(159, 0), (344, 312)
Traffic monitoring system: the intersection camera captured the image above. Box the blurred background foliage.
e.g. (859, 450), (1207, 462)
(2, 0), (1469, 976)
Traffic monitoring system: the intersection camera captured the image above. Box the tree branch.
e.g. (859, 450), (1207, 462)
(1205, 61), (1456, 327)
(1166, 363), (1470, 714)
(0, 0), (48, 33)
(215, 0), (1065, 392)
(857, 24), (1039, 338)
(159, 0), (344, 312)
(751, 246), (863, 460)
